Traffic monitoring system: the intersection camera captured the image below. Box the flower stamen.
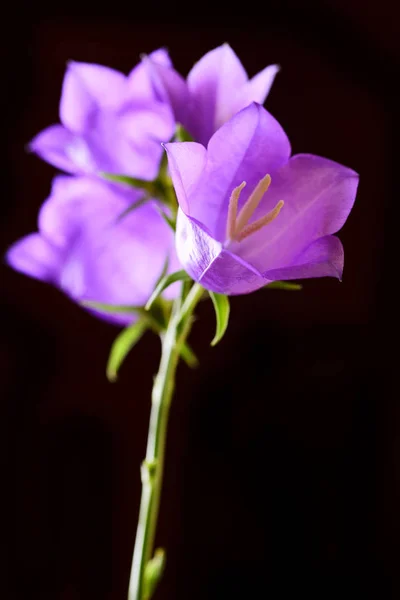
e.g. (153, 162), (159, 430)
(225, 174), (284, 243)
(235, 200), (284, 242)
(234, 173), (272, 235)
(226, 181), (246, 240)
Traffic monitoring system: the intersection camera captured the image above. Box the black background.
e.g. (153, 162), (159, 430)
(2, 1), (399, 599)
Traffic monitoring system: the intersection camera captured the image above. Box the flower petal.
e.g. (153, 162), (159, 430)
(263, 235), (344, 281)
(187, 44), (248, 145)
(84, 109), (169, 180)
(163, 141), (207, 214)
(60, 62), (126, 132)
(6, 233), (62, 283)
(176, 208), (266, 295)
(38, 176), (141, 249)
(236, 153), (359, 272)
(230, 64), (280, 116)
(143, 58), (190, 129)
(127, 48), (172, 101)
(168, 103), (291, 241)
(75, 202), (179, 310)
(30, 125), (96, 174)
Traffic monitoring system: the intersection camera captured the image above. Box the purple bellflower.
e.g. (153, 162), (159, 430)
(146, 44), (279, 146)
(30, 49), (175, 181)
(164, 103), (359, 295)
(6, 177), (179, 323)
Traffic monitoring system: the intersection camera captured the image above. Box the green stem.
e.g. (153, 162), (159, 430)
(128, 283), (203, 600)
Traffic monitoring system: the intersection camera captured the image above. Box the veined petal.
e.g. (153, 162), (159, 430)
(187, 44), (248, 145)
(6, 233), (62, 283)
(60, 61), (126, 132)
(30, 125), (96, 174)
(176, 209), (266, 295)
(263, 235), (344, 281)
(236, 153), (359, 272)
(169, 103), (291, 240)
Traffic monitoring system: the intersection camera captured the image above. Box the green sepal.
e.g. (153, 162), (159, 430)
(100, 172), (159, 195)
(154, 205), (176, 232)
(175, 124), (194, 142)
(208, 291), (230, 346)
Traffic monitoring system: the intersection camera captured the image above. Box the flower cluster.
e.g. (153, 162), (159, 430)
(7, 44), (359, 322)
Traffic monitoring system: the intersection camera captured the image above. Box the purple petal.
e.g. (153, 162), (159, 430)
(175, 209), (266, 295)
(30, 125), (97, 174)
(166, 103), (291, 241)
(187, 44), (248, 145)
(264, 235), (344, 281)
(163, 142), (207, 214)
(229, 64), (280, 116)
(127, 48), (172, 101)
(6, 233), (62, 283)
(235, 154), (359, 272)
(143, 58), (190, 129)
(82, 107), (171, 180)
(60, 62), (126, 132)
(38, 176), (142, 250)
(74, 202), (179, 309)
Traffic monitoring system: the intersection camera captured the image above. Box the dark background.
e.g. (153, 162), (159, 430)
(2, 1), (399, 598)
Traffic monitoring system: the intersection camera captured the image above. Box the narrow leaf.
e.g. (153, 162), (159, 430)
(143, 548), (166, 600)
(180, 342), (199, 368)
(106, 320), (147, 382)
(145, 270), (190, 311)
(264, 281), (302, 291)
(209, 291), (230, 346)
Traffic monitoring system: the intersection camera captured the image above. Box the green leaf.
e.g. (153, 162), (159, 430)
(143, 548), (166, 600)
(209, 291), (230, 346)
(264, 281), (303, 291)
(81, 300), (141, 315)
(106, 320), (148, 382)
(175, 124), (194, 142)
(145, 270), (190, 311)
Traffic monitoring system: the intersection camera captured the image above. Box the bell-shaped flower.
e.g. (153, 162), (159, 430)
(146, 43), (279, 145)
(6, 176), (179, 323)
(164, 103), (359, 295)
(30, 49), (175, 180)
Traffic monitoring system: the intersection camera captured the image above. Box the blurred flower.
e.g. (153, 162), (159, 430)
(6, 176), (179, 323)
(146, 43), (279, 145)
(30, 49), (175, 181)
(165, 103), (359, 295)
